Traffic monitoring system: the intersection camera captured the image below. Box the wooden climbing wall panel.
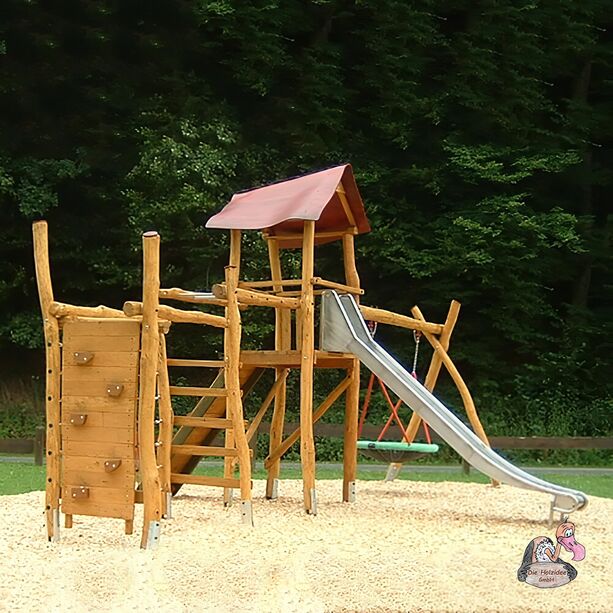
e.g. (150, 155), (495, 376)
(60, 319), (140, 521)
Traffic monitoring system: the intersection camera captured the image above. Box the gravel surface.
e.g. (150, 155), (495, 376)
(1, 479), (610, 612)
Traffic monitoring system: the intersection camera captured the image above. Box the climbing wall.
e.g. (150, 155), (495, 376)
(60, 319), (140, 524)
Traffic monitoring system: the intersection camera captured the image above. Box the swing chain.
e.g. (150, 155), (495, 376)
(411, 330), (422, 376)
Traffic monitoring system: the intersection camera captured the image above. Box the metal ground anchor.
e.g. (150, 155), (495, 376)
(241, 500), (254, 526)
(145, 520), (161, 550)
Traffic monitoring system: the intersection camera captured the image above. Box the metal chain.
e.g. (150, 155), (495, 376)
(411, 330), (422, 375)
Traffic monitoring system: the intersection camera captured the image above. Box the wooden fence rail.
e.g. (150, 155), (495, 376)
(252, 423), (613, 474)
(256, 422), (613, 449)
(1, 423), (610, 471)
(0, 426), (45, 465)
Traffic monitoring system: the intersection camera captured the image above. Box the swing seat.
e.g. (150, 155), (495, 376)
(357, 440), (439, 463)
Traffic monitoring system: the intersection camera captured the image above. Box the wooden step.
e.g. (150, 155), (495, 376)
(173, 416), (235, 429)
(169, 386), (228, 397)
(171, 444), (238, 457)
(166, 359), (224, 368)
(170, 474), (241, 488)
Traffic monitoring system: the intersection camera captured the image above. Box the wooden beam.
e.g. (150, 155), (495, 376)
(159, 287), (228, 307)
(263, 228), (357, 242)
(359, 305), (444, 335)
(32, 221), (60, 541)
(411, 306), (491, 449)
(49, 302), (126, 319)
(170, 474), (240, 488)
(224, 263), (253, 518)
(264, 375), (352, 468)
(173, 416), (234, 429)
(224, 231), (242, 505)
(265, 238), (292, 499)
(404, 300), (461, 443)
(336, 185), (357, 228)
(246, 370), (289, 444)
(312, 277), (363, 296)
(171, 444), (238, 457)
(299, 220), (316, 512)
(123, 301), (227, 328)
(138, 231), (163, 548)
(157, 334), (173, 509)
(342, 233), (360, 503)
(166, 358), (224, 368)
(213, 285), (300, 310)
(239, 279), (303, 288)
(239, 349), (353, 368)
(168, 386), (228, 397)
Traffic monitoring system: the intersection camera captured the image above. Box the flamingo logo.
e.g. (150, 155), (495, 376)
(517, 517), (586, 588)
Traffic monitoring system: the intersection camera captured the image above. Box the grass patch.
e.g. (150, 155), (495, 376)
(0, 462), (610, 499)
(0, 463), (45, 495)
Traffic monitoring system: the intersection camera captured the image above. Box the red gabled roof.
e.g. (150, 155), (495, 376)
(206, 164), (370, 246)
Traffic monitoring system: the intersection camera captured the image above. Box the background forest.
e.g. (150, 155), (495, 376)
(0, 1), (611, 461)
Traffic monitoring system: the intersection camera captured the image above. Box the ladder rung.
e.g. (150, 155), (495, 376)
(170, 474), (241, 488)
(171, 444), (238, 457)
(173, 416), (235, 429)
(169, 386), (228, 397)
(167, 359), (225, 368)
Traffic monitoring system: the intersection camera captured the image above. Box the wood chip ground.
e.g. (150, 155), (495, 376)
(1, 479), (610, 612)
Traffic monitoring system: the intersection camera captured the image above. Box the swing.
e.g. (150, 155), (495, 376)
(357, 323), (439, 463)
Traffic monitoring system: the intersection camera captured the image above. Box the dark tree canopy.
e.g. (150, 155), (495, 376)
(0, 1), (611, 436)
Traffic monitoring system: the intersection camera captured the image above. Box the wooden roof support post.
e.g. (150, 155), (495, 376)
(300, 220), (317, 513)
(223, 230), (241, 507)
(225, 263), (254, 524)
(138, 231), (163, 549)
(265, 237), (292, 500)
(32, 221), (61, 541)
(342, 233), (360, 503)
(404, 300), (461, 443)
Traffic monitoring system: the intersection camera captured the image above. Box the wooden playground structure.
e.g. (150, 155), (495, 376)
(33, 165), (491, 549)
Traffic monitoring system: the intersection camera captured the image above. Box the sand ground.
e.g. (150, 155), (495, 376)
(0, 479), (611, 612)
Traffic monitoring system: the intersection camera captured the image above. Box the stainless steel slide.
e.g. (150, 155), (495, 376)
(320, 291), (588, 518)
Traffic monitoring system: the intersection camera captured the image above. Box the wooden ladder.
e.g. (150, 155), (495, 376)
(161, 364), (263, 500)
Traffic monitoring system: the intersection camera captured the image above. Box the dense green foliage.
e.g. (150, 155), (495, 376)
(0, 1), (611, 443)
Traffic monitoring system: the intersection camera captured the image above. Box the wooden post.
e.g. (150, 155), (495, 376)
(411, 306), (492, 449)
(342, 233), (360, 502)
(266, 238), (291, 499)
(299, 221), (316, 513)
(32, 221), (61, 541)
(225, 263), (253, 524)
(157, 333), (174, 517)
(224, 230), (241, 506)
(404, 300), (461, 442)
(138, 231), (163, 548)
(264, 375), (353, 468)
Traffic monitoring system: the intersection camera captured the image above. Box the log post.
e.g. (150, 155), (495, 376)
(299, 221), (317, 513)
(225, 263), (253, 524)
(138, 231), (163, 548)
(404, 300), (461, 442)
(224, 230), (241, 506)
(342, 233), (360, 503)
(411, 306), (492, 452)
(265, 238), (291, 499)
(157, 333), (174, 518)
(32, 221), (61, 541)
